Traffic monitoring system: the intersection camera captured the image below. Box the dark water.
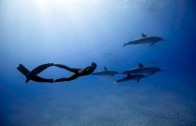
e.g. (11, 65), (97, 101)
(0, 0), (196, 126)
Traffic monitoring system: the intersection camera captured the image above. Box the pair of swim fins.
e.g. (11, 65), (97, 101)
(17, 64), (54, 83)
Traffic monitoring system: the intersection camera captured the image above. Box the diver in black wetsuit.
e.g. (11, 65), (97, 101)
(17, 62), (97, 83)
(54, 62), (97, 82)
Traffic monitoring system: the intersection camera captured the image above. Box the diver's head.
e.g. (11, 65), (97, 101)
(91, 62), (97, 68)
(49, 62), (54, 66)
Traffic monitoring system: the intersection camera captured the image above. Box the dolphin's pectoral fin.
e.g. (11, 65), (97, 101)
(150, 42), (155, 46)
(141, 33), (147, 37)
(104, 67), (108, 71)
(138, 63), (144, 68)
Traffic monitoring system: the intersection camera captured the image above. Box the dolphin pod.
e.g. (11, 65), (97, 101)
(92, 63), (163, 83)
(115, 63), (163, 83)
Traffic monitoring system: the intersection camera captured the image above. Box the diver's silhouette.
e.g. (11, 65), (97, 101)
(54, 62), (97, 82)
(17, 62), (97, 83)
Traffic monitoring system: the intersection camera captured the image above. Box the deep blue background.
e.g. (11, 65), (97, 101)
(0, 0), (196, 126)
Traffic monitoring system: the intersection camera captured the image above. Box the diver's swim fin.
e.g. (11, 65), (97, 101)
(25, 63), (54, 83)
(17, 64), (32, 83)
(17, 64), (30, 76)
(17, 64), (54, 83)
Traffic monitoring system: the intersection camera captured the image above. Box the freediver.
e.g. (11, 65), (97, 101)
(17, 62), (97, 83)
(54, 62), (97, 82)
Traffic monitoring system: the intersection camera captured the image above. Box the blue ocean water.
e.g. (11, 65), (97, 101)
(0, 0), (196, 126)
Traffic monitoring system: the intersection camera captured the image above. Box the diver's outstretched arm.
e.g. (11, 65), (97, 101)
(17, 64), (54, 83)
(54, 64), (81, 73)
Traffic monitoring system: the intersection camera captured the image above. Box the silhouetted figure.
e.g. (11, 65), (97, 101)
(17, 62), (97, 83)
(54, 62), (97, 82)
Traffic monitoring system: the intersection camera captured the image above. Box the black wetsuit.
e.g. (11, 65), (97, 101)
(17, 63), (97, 83)
(54, 64), (96, 82)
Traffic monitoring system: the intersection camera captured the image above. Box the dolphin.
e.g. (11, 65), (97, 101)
(92, 67), (120, 77)
(123, 63), (163, 75)
(123, 33), (165, 47)
(115, 74), (147, 83)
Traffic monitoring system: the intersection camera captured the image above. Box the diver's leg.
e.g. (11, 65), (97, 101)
(54, 74), (80, 82)
(54, 64), (81, 73)
(31, 76), (55, 83)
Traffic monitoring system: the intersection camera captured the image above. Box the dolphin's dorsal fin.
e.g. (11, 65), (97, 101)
(104, 67), (108, 71)
(141, 33), (147, 37)
(138, 63), (144, 68)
